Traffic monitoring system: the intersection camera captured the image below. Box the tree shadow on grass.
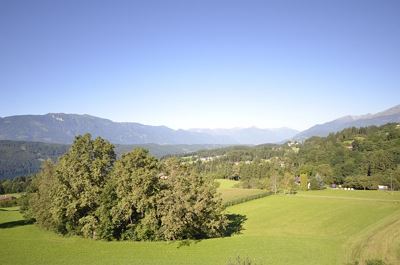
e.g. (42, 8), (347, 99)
(175, 214), (247, 248)
(0, 208), (19, 211)
(224, 213), (247, 237)
(176, 239), (201, 248)
(0, 219), (34, 229)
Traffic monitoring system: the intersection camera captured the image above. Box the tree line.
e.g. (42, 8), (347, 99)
(22, 134), (229, 241)
(0, 176), (31, 194)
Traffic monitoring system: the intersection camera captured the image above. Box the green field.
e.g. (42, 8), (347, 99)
(216, 179), (268, 204)
(1, 189), (399, 265)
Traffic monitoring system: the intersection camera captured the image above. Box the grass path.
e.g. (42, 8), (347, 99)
(297, 190), (400, 264)
(344, 210), (400, 264)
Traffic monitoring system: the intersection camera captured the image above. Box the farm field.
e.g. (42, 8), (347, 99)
(1, 189), (399, 265)
(216, 179), (268, 204)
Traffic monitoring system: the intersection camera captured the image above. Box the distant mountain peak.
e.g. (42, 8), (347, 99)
(373, 104), (400, 117)
(335, 115), (355, 122)
(294, 104), (400, 140)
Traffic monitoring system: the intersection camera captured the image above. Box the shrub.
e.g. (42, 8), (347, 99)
(365, 259), (388, 265)
(223, 191), (272, 208)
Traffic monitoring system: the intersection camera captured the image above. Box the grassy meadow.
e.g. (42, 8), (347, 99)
(1, 187), (399, 265)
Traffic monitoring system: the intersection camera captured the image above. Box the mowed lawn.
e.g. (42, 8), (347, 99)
(1, 189), (400, 265)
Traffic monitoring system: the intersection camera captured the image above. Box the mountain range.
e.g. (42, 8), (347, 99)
(1, 104), (400, 179)
(0, 104), (399, 145)
(0, 113), (299, 145)
(294, 104), (400, 140)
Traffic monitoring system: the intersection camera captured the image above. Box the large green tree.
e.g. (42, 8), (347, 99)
(51, 134), (116, 237)
(25, 136), (234, 241)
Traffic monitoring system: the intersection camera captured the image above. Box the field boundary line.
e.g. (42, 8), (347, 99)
(294, 194), (400, 202)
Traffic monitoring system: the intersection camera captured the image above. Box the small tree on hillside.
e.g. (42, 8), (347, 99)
(281, 171), (296, 194)
(300, 173), (309, 191)
(309, 174), (325, 190)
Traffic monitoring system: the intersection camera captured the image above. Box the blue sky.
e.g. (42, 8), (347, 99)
(0, 0), (399, 130)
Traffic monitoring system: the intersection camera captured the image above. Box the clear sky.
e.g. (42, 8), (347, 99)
(0, 0), (399, 130)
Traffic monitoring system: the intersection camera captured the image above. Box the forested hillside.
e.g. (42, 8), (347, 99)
(182, 123), (400, 190)
(0, 140), (224, 179)
(0, 141), (68, 179)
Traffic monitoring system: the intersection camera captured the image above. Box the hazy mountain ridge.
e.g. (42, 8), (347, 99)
(190, 127), (299, 145)
(294, 104), (400, 140)
(1, 104), (399, 146)
(0, 113), (298, 145)
(0, 113), (228, 145)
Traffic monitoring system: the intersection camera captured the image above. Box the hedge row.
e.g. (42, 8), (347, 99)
(223, 191), (272, 208)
